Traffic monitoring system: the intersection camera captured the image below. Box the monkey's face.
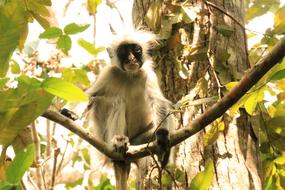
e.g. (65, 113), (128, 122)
(116, 43), (143, 73)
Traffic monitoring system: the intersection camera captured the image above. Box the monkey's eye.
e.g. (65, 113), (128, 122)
(133, 45), (142, 54)
(117, 46), (127, 59)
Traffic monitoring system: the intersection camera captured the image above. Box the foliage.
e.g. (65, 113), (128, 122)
(0, 0), (285, 189)
(39, 23), (90, 54)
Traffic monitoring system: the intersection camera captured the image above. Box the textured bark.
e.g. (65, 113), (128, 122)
(133, 0), (261, 189)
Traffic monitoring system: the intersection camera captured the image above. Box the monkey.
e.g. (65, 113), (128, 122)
(85, 31), (174, 190)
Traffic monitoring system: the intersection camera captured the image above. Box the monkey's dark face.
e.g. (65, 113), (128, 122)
(116, 43), (143, 73)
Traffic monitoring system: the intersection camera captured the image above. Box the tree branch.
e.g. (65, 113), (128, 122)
(42, 36), (285, 160)
(170, 36), (285, 146)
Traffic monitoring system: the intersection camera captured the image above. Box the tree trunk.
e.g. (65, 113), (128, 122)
(133, 0), (262, 189)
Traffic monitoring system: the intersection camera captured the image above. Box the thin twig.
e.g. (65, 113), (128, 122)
(50, 148), (60, 189)
(56, 139), (69, 175)
(31, 122), (44, 190)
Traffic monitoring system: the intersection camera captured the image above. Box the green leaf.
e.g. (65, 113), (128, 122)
(62, 68), (90, 87)
(81, 148), (90, 165)
(0, 0), (27, 77)
(214, 24), (235, 37)
(32, 12), (50, 29)
(0, 78), (9, 89)
(39, 27), (62, 39)
(26, 0), (50, 17)
(273, 6), (285, 34)
(6, 144), (35, 184)
(244, 92), (259, 115)
(245, 3), (271, 21)
(64, 23), (90, 35)
(190, 160), (214, 190)
(0, 76), (53, 145)
(38, 0), (52, 6)
(77, 38), (105, 56)
(93, 175), (115, 190)
(267, 117), (285, 137)
(10, 60), (20, 74)
(57, 35), (72, 54)
(174, 168), (186, 183)
(270, 69), (285, 81)
(42, 77), (88, 102)
(0, 182), (21, 190)
(161, 172), (172, 187)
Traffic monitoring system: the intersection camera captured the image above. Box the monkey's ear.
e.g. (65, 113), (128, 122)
(107, 47), (114, 58)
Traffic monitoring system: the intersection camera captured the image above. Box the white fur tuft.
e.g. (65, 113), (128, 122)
(108, 30), (157, 67)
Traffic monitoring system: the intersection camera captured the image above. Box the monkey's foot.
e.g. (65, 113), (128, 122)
(112, 135), (129, 154)
(155, 128), (170, 168)
(156, 128), (169, 148)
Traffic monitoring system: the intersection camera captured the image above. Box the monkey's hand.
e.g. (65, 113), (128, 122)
(112, 135), (130, 156)
(155, 128), (171, 169)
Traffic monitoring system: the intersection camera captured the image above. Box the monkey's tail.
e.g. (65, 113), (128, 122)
(114, 161), (130, 190)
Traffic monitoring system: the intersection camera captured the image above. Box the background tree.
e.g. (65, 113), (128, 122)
(0, 0), (285, 189)
(133, 0), (260, 189)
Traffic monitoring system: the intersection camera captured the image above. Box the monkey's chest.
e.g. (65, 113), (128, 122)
(124, 98), (152, 138)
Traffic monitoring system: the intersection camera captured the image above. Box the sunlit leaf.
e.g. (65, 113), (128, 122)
(10, 60), (20, 74)
(0, 0), (27, 77)
(42, 77), (88, 102)
(225, 82), (238, 91)
(246, 3), (271, 21)
(274, 153), (285, 165)
(39, 27), (62, 39)
(190, 160), (214, 190)
(57, 34), (72, 54)
(32, 12), (50, 29)
(274, 6), (285, 34)
(145, 1), (161, 32)
(62, 68), (90, 87)
(0, 76), (53, 145)
(78, 38), (105, 56)
(18, 22), (28, 51)
(244, 92), (259, 115)
(161, 172), (172, 187)
(64, 23), (90, 35)
(26, 0), (50, 17)
(87, 0), (102, 14)
(6, 144), (35, 184)
(81, 148), (90, 165)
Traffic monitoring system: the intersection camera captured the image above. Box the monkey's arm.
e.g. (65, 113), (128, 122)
(146, 73), (174, 168)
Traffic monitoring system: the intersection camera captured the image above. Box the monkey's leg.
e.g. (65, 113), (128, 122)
(155, 128), (171, 168)
(114, 161), (130, 190)
(112, 135), (130, 190)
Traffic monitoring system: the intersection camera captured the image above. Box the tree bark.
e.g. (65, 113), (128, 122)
(133, 0), (262, 189)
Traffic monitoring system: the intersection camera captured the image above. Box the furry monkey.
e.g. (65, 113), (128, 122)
(86, 31), (173, 190)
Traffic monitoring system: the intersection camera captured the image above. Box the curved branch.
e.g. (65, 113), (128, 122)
(170, 36), (285, 146)
(43, 36), (285, 160)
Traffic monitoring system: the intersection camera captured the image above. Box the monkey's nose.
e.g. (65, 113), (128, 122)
(128, 53), (135, 61)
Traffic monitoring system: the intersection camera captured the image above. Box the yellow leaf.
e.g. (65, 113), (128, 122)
(18, 22), (29, 51)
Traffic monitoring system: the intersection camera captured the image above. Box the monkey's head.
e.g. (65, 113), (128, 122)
(108, 31), (156, 73)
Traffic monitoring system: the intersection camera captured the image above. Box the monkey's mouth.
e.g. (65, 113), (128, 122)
(124, 62), (140, 71)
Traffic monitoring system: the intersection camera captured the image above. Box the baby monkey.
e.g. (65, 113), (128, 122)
(86, 31), (173, 190)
